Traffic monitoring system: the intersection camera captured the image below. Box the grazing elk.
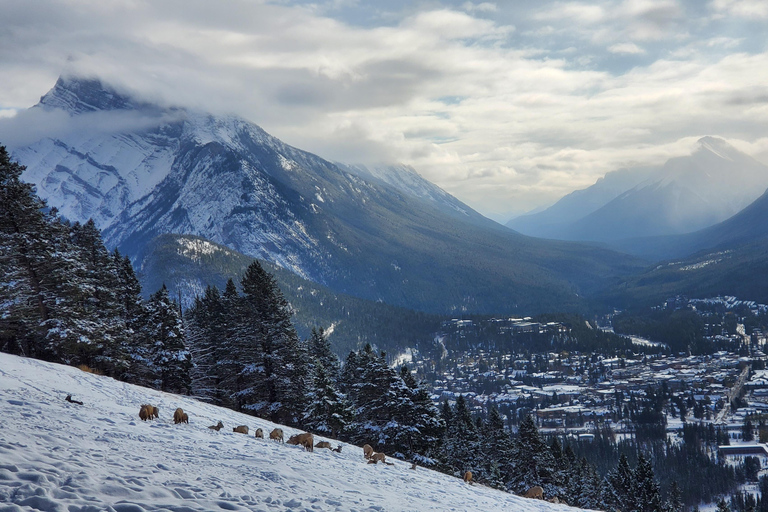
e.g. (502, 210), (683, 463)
(254, 428), (264, 439)
(233, 425), (249, 434)
(463, 471), (473, 484)
(173, 408), (187, 424)
(363, 444), (374, 459)
(287, 433), (314, 452)
(314, 441), (332, 449)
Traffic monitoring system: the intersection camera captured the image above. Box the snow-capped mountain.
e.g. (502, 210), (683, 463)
(0, 351), (574, 511)
(338, 163), (474, 220)
(507, 137), (768, 243)
(8, 76), (643, 314)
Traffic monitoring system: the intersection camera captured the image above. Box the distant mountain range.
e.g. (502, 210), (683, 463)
(611, 185), (768, 261)
(9, 76), (643, 315)
(507, 137), (768, 244)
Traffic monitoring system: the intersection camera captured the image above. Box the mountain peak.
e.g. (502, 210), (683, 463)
(38, 75), (145, 114)
(695, 136), (744, 162)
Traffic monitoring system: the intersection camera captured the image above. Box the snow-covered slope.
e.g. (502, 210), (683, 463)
(0, 352), (575, 511)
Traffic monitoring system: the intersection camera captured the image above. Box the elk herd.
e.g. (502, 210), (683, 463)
(136, 404), (549, 500)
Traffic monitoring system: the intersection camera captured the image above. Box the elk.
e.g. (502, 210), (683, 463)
(463, 471), (473, 484)
(233, 425), (249, 434)
(208, 421), (224, 431)
(254, 428), (264, 439)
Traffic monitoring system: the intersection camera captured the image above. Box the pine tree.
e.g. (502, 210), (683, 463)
(146, 284), (190, 394)
(668, 480), (683, 512)
(0, 146), (74, 358)
(309, 327), (340, 380)
(187, 285), (230, 406)
(234, 261), (308, 425)
(634, 453), (663, 512)
(509, 415), (556, 494)
(603, 453), (635, 512)
(480, 405), (513, 489)
(401, 365), (445, 463)
(441, 395), (481, 478)
(304, 360), (354, 438)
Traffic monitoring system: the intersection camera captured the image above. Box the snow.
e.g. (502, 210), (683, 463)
(0, 353), (578, 512)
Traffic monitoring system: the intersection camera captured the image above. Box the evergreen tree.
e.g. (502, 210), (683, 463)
(668, 480), (684, 512)
(480, 405), (513, 488)
(235, 261), (309, 425)
(146, 284), (190, 394)
(441, 395), (481, 478)
(634, 453), (663, 512)
(0, 146), (74, 358)
(309, 327), (340, 380)
(509, 415), (556, 494)
(187, 285), (230, 405)
(304, 360), (354, 438)
(603, 452), (634, 512)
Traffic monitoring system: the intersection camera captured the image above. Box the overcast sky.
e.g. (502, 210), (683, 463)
(1, 0), (767, 221)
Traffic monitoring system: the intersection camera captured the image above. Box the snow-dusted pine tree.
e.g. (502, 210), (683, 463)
(145, 284), (190, 394)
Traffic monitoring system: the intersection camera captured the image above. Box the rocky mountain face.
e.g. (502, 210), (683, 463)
(507, 137), (768, 243)
(9, 76), (643, 314)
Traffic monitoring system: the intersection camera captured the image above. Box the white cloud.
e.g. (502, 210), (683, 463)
(711, 0), (768, 19)
(608, 42), (646, 54)
(0, 0), (765, 216)
(462, 2), (498, 13)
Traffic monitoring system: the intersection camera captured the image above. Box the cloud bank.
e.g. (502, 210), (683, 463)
(0, 0), (766, 221)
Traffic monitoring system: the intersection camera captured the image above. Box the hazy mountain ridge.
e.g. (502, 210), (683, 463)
(507, 137), (768, 244)
(10, 76), (644, 314)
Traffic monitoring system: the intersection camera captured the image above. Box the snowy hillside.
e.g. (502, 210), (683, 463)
(0, 353), (578, 512)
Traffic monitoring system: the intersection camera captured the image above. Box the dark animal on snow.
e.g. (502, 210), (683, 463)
(208, 421), (224, 431)
(332, 445), (342, 453)
(463, 471), (473, 484)
(139, 404), (155, 421)
(65, 395), (83, 405)
(173, 408), (186, 424)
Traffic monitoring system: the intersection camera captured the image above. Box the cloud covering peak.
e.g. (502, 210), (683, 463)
(1, 0), (767, 221)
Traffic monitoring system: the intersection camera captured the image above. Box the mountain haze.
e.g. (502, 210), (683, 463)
(507, 137), (768, 243)
(10, 76), (643, 314)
